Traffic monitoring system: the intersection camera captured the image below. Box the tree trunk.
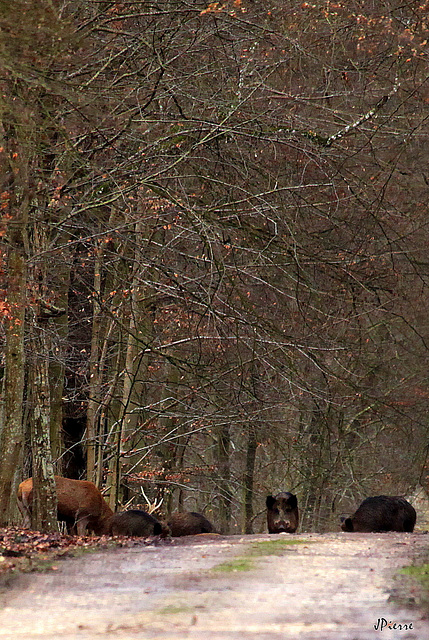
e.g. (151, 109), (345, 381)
(243, 425), (257, 534)
(48, 309), (68, 475)
(107, 219), (155, 509)
(29, 326), (58, 532)
(0, 244), (26, 525)
(217, 424), (233, 534)
(86, 239), (104, 482)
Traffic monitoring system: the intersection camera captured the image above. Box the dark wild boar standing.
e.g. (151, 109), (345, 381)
(168, 511), (214, 536)
(266, 492), (299, 533)
(107, 509), (167, 537)
(341, 495), (416, 533)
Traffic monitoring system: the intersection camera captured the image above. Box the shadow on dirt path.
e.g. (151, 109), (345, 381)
(0, 532), (427, 640)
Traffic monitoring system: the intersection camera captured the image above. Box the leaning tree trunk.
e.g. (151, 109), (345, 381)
(107, 282), (152, 510)
(106, 218), (155, 510)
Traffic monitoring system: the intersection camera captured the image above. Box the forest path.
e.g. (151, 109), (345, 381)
(0, 532), (427, 640)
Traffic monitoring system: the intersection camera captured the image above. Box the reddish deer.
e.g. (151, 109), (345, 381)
(17, 476), (113, 535)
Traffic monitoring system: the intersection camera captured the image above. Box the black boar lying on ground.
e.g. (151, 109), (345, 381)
(107, 509), (168, 537)
(167, 511), (214, 536)
(266, 492), (299, 533)
(341, 496), (416, 533)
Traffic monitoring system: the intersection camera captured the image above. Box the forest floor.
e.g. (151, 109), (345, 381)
(0, 530), (428, 640)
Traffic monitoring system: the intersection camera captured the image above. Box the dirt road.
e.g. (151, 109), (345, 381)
(0, 532), (427, 640)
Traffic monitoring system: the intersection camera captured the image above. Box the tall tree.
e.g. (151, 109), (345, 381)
(0, 0), (75, 527)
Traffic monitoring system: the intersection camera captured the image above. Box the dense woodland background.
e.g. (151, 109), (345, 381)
(0, 0), (429, 534)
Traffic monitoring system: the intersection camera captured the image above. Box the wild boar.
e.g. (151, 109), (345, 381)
(17, 476), (113, 536)
(168, 511), (214, 536)
(341, 495), (416, 533)
(107, 509), (168, 537)
(266, 492), (299, 533)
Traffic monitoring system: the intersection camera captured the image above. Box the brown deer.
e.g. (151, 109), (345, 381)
(17, 476), (113, 535)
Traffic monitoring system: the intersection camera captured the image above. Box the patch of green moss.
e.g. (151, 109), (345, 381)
(393, 559), (429, 613)
(212, 556), (256, 573)
(400, 564), (429, 585)
(158, 604), (194, 615)
(211, 538), (310, 573)
(248, 538), (308, 556)
(399, 562), (429, 608)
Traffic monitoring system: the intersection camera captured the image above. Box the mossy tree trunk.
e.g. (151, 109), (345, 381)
(29, 325), (58, 532)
